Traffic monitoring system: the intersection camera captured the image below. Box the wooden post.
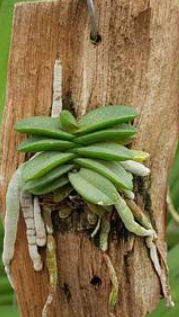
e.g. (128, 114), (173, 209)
(1, 1), (179, 316)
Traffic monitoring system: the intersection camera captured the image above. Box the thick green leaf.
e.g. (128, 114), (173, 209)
(74, 158), (133, 190)
(72, 142), (134, 161)
(68, 168), (119, 205)
(60, 110), (79, 133)
(23, 152), (75, 181)
(17, 136), (76, 152)
(23, 164), (74, 191)
(74, 123), (137, 144)
(77, 105), (137, 134)
(28, 176), (69, 195)
(15, 116), (74, 140)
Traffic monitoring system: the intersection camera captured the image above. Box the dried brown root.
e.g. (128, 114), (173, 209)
(146, 237), (174, 308)
(42, 206), (58, 317)
(103, 254), (119, 309)
(42, 294), (53, 317)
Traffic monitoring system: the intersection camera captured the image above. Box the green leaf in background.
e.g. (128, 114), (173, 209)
(0, 306), (19, 317)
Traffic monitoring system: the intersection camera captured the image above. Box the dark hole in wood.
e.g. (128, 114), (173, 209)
(90, 33), (102, 44)
(90, 275), (102, 287)
(62, 283), (71, 302)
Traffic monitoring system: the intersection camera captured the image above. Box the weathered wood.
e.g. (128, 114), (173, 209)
(1, 1), (179, 316)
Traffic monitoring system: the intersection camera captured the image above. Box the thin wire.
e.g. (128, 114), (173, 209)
(86, 0), (98, 41)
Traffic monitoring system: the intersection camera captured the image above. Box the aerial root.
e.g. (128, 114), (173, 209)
(91, 217), (101, 238)
(2, 165), (25, 286)
(34, 197), (46, 247)
(20, 191), (43, 271)
(99, 214), (111, 252)
(115, 196), (154, 237)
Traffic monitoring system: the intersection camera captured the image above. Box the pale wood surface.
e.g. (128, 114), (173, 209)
(1, 1), (179, 316)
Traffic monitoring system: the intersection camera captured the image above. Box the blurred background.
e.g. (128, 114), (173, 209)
(0, 1), (179, 316)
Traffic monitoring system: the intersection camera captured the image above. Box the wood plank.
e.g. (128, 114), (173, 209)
(1, 1), (179, 316)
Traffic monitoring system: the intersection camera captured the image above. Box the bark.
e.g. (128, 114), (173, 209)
(1, 1), (179, 316)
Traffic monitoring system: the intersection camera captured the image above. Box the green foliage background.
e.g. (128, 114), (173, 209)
(0, 1), (178, 316)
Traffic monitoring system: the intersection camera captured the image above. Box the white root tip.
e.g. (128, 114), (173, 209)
(166, 297), (175, 308)
(4, 266), (14, 289)
(34, 261), (43, 271)
(42, 293), (53, 317)
(121, 160), (151, 177)
(123, 189), (135, 200)
(36, 238), (47, 247)
(34, 197), (47, 247)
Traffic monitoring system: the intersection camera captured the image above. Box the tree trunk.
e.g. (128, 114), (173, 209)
(1, 1), (179, 316)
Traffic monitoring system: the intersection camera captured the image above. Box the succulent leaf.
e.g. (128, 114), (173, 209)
(72, 142), (134, 161)
(68, 168), (119, 206)
(76, 105), (137, 134)
(17, 136), (76, 152)
(74, 123), (137, 144)
(23, 164), (74, 191)
(73, 158), (133, 190)
(28, 176), (69, 195)
(23, 152), (76, 181)
(15, 116), (74, 140)
(60, 110), (79, 133)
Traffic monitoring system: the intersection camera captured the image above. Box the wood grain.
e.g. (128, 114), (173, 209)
(1, 1), (179, 316)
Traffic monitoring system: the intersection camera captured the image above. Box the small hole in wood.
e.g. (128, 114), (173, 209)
(90, 33), (102, 44)
(62, 283), (71, 302)
(90, 275), (102, 287)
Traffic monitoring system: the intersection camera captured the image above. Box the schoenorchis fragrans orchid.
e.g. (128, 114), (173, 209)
(2, 58), (173, 314)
